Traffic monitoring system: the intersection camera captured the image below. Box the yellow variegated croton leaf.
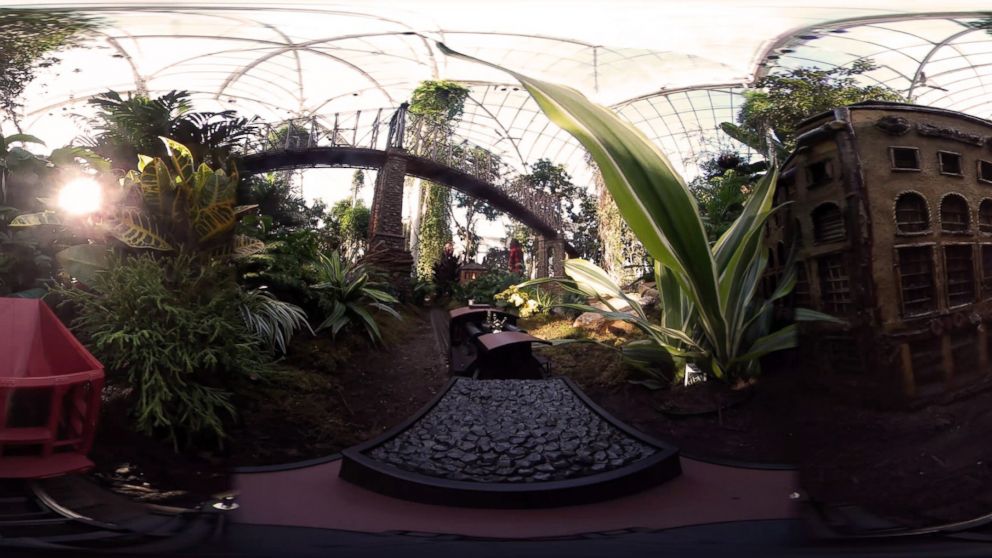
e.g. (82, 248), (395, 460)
(232, 234), (266, 259)
(100, 206), (173, 251)
(9, 211), (63, 227)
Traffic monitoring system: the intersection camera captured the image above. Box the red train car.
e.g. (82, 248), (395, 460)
(0, 298), (103, 478)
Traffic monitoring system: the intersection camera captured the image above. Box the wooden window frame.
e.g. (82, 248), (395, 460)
(978, 160), (992, 184)
(811, 202), (846, 245)
(894, 244), (938, 319)
(937, 150), (964, 177)
(889, 146), (921, 172)
(805, 159), (833, 188)
(943, 243), (977, 309)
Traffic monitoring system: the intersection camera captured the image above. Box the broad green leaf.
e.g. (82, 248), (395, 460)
(190, 164), (236, 242)
(56, 244), (110, 286)
(2, 134), (45, 151)
(48, 146), (110, 172)
(137, 154), (155, 172)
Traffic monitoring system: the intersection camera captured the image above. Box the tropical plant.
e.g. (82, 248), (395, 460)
(520, 159), (600, 259)
(439, 43), (840, 383)
(53, 252), (270, 447)
(408, 80), (470, 125)
(453, 270), (522, 306)
(84, 89), (258, 170)
(311, 251), (400, 343)
(237, 228), (322, 304)
(689, 152), (769, 241)
(238, 288), (312, 354)
(326, 198), (370, 260)
(12, 137), (259, 258)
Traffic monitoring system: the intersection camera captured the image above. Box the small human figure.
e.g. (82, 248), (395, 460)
(433, 241), (461, 298)
(508, 238), (523, 275)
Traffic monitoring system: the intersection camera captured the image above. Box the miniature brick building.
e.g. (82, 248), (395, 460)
(765, 101), (992, 405)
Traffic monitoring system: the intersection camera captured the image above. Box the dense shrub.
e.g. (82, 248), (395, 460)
(311, 251), (400, 343)
(54, 253), (270, 447)
(453, 271), (522, 306)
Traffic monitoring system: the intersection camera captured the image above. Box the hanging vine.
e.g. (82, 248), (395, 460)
(409, 80), (469, 279)
(415, 182), (452, 280)
(592, 158), (649, 286)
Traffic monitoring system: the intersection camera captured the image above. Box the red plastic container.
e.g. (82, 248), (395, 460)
(0, 298), (104, 478)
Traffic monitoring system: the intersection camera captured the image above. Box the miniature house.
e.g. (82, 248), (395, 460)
(765, 101), (992, 405)
(459, 261), (487, 284)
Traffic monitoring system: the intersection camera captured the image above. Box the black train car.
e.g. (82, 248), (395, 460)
(765, 101), (992, 406)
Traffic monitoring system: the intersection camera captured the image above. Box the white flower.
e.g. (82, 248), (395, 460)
(509, 293), (524, 306)
(525, 299), (539, 311)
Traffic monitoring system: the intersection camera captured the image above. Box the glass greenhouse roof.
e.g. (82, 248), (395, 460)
(4, 1), (992, 184)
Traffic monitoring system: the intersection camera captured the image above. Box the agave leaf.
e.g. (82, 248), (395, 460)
(731, 324), (798, 364)
(437, 42), (727, 361)
(316, 302), (348, 333)
(348, 302), (383, 343)
(564, 259), (645, 320)
(795, 307), (847, 325)
(369, 302), (401, 319)
(101, 206), (173, 250)
(9, 211), (62, 227)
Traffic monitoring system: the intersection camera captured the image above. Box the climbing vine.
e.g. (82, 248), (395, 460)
(415, 183), (452, 280)
(593, 160), (649, 286)
(410, 80), (469, 278)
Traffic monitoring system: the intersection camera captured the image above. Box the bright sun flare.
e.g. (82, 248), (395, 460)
(57, 178), (103, 215)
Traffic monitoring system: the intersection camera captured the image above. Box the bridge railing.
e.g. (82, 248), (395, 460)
(241, 106), (564, 233)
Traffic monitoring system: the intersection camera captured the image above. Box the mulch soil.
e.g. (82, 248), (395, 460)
(86, 389), (230, 509)
(796, 374), (992, 528)
(226, 305), (449, 467)
(546, 343), (799, 465)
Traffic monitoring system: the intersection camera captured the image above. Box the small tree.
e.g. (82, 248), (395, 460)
(726, 59), (903, 157)
(689, 152), (768, 241)
(522, 159), (600, 260)
(0, 9), (97, 131)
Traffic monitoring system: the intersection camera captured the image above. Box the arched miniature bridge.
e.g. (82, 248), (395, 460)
(236, 105), (576, 275)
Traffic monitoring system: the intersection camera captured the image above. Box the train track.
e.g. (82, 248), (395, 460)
(0, 475), (224, 554)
